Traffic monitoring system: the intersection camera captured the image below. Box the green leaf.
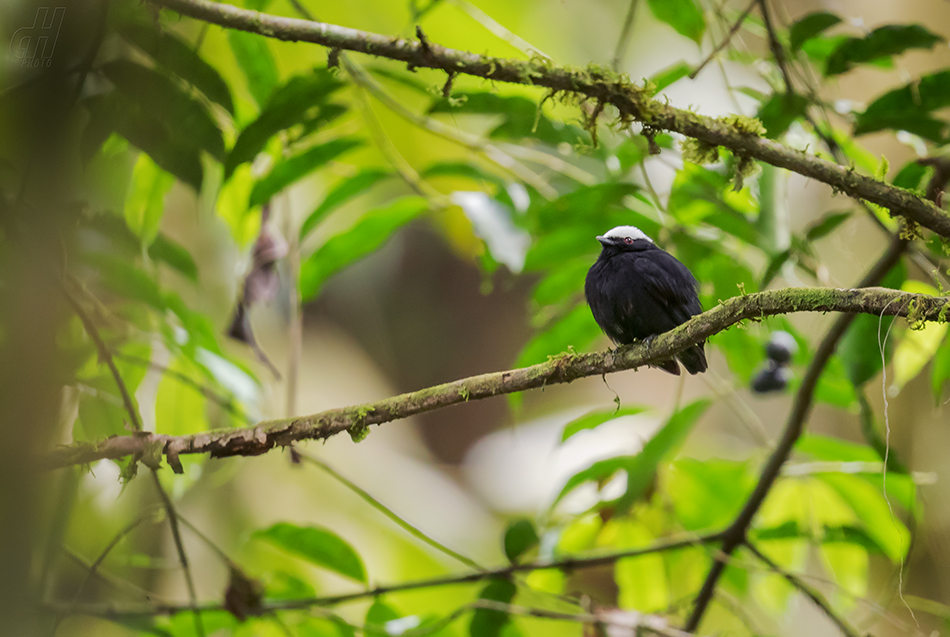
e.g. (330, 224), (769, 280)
(300, 169), (393, 240)
(514, 303), (601, 368)
(552, 456), (633, 508)
(932, 331), (950, 403)
(669, 458), (755, 531)
(838, 262), (905, 386)
(299, 197), (430, 301)
(561, 405), (650, 442)
(892, 160), (930, 193)
(85, 93), (204, 190)
(254, 522), (367, 582)
(428, 93), (587, 147)
(815, 473), (909, 563)
(249, 138), (363, 207)
(613, 520), (670, 612)
(647, 60), (692, 95)
(228, 30), (278, 107)
(503, 519), (539, 563)
(617, 398), (710, 510)
(789, 12), (842, 52)
(155, 357), (209, 437)
(805, 211), (851, 242)
(892, 281), (949, 391)
(102, 60), (225, 161)
(225, 71), (347, 177)
(148, 234), (199, 282)
(119, 22), (234, 114)
(420, 161), (506, 189)
(756, 93), (809, 139)
(470, 579), (516, 637)
(531, 259), (589, 307)
(365, 600), (400, 637)
(825, 25), (944, 76)
(125, 153), (175, 248)
(854, 70), (950, 142)
(646, 0), (706, 44)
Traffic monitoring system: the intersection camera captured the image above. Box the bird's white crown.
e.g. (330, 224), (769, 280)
(602, 225), (653, 243)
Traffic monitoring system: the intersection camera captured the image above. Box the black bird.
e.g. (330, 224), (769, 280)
(585, 226), (707, 375)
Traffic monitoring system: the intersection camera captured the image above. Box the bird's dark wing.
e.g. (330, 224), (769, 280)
(635, 251), (702, 322)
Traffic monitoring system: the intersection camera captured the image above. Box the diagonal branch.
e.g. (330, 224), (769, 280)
(684, 236), (909, 631)
(146, 0), (950, 238)
(44, 285), (950, 470)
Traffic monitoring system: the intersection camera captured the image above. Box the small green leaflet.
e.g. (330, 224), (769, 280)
(249, 138), (363, 207)
(646, 61), (692, 95)
(125, 153), (175, 248)
(470, 578), (516, 637)
(855, 70), (950, 142)
(825, 24), (944, 76)
(227, 30), (278, 107)
(299, 197), (430, 301)
(503, 519), (539, 563)
(253, 522), (367, 583)
(646, 0), (705, 45)
(561, 405), (650, 442)
(789, 12), (842, 52)
(300, 169), (393, 240)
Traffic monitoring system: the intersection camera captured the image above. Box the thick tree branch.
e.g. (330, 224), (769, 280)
(45, 286), (949, 470)
(146, 0), (950, 238)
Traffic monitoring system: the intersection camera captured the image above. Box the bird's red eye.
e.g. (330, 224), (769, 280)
(623, 237), (634, 244)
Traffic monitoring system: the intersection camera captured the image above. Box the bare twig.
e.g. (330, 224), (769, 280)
(743, 541), (860, 637)
(149, 471), (204, 637)
(611, 0), (639, 71)
(690, 0), (757, 79)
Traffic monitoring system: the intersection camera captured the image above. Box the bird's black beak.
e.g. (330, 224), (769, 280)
(596, 235), (609, 245)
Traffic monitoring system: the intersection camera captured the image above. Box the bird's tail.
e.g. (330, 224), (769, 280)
(678, 343), (708, 375)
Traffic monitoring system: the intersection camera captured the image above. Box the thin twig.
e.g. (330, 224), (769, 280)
(611, 0), (639, 71)
(690, 0), (757, 79)
(62, 281), (142, 431)
(743, 540), (860, 637)
(149, 471), (204, 637)
(299, 452), (484, 571)
(48, 531), (723, 618)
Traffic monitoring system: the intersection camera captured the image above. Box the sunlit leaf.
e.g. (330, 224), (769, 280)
(254, 523), (367, 582)
(249, 138), (363, 207)
(155, 357), (209, 436)
(838, 262), (905, 386)
(756, 93), (809, 139)
(668, 458), (755, 531)
(892, 281), (949, 391)
(299, 197), (430, 301)
(612, 520), (669, 611)
(647, 60), (692, 95)
(451, 192), (530, 273)
(646, 0), (705, 44)
(932, 332), (950, 403)
(228, 30), (278, 107)
(124, 153), (174, 248)
(560, 405), (650, 442)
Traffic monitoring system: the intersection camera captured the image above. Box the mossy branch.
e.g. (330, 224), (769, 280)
(44, 286), (950, 470)
(147, 0), (950, 238)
